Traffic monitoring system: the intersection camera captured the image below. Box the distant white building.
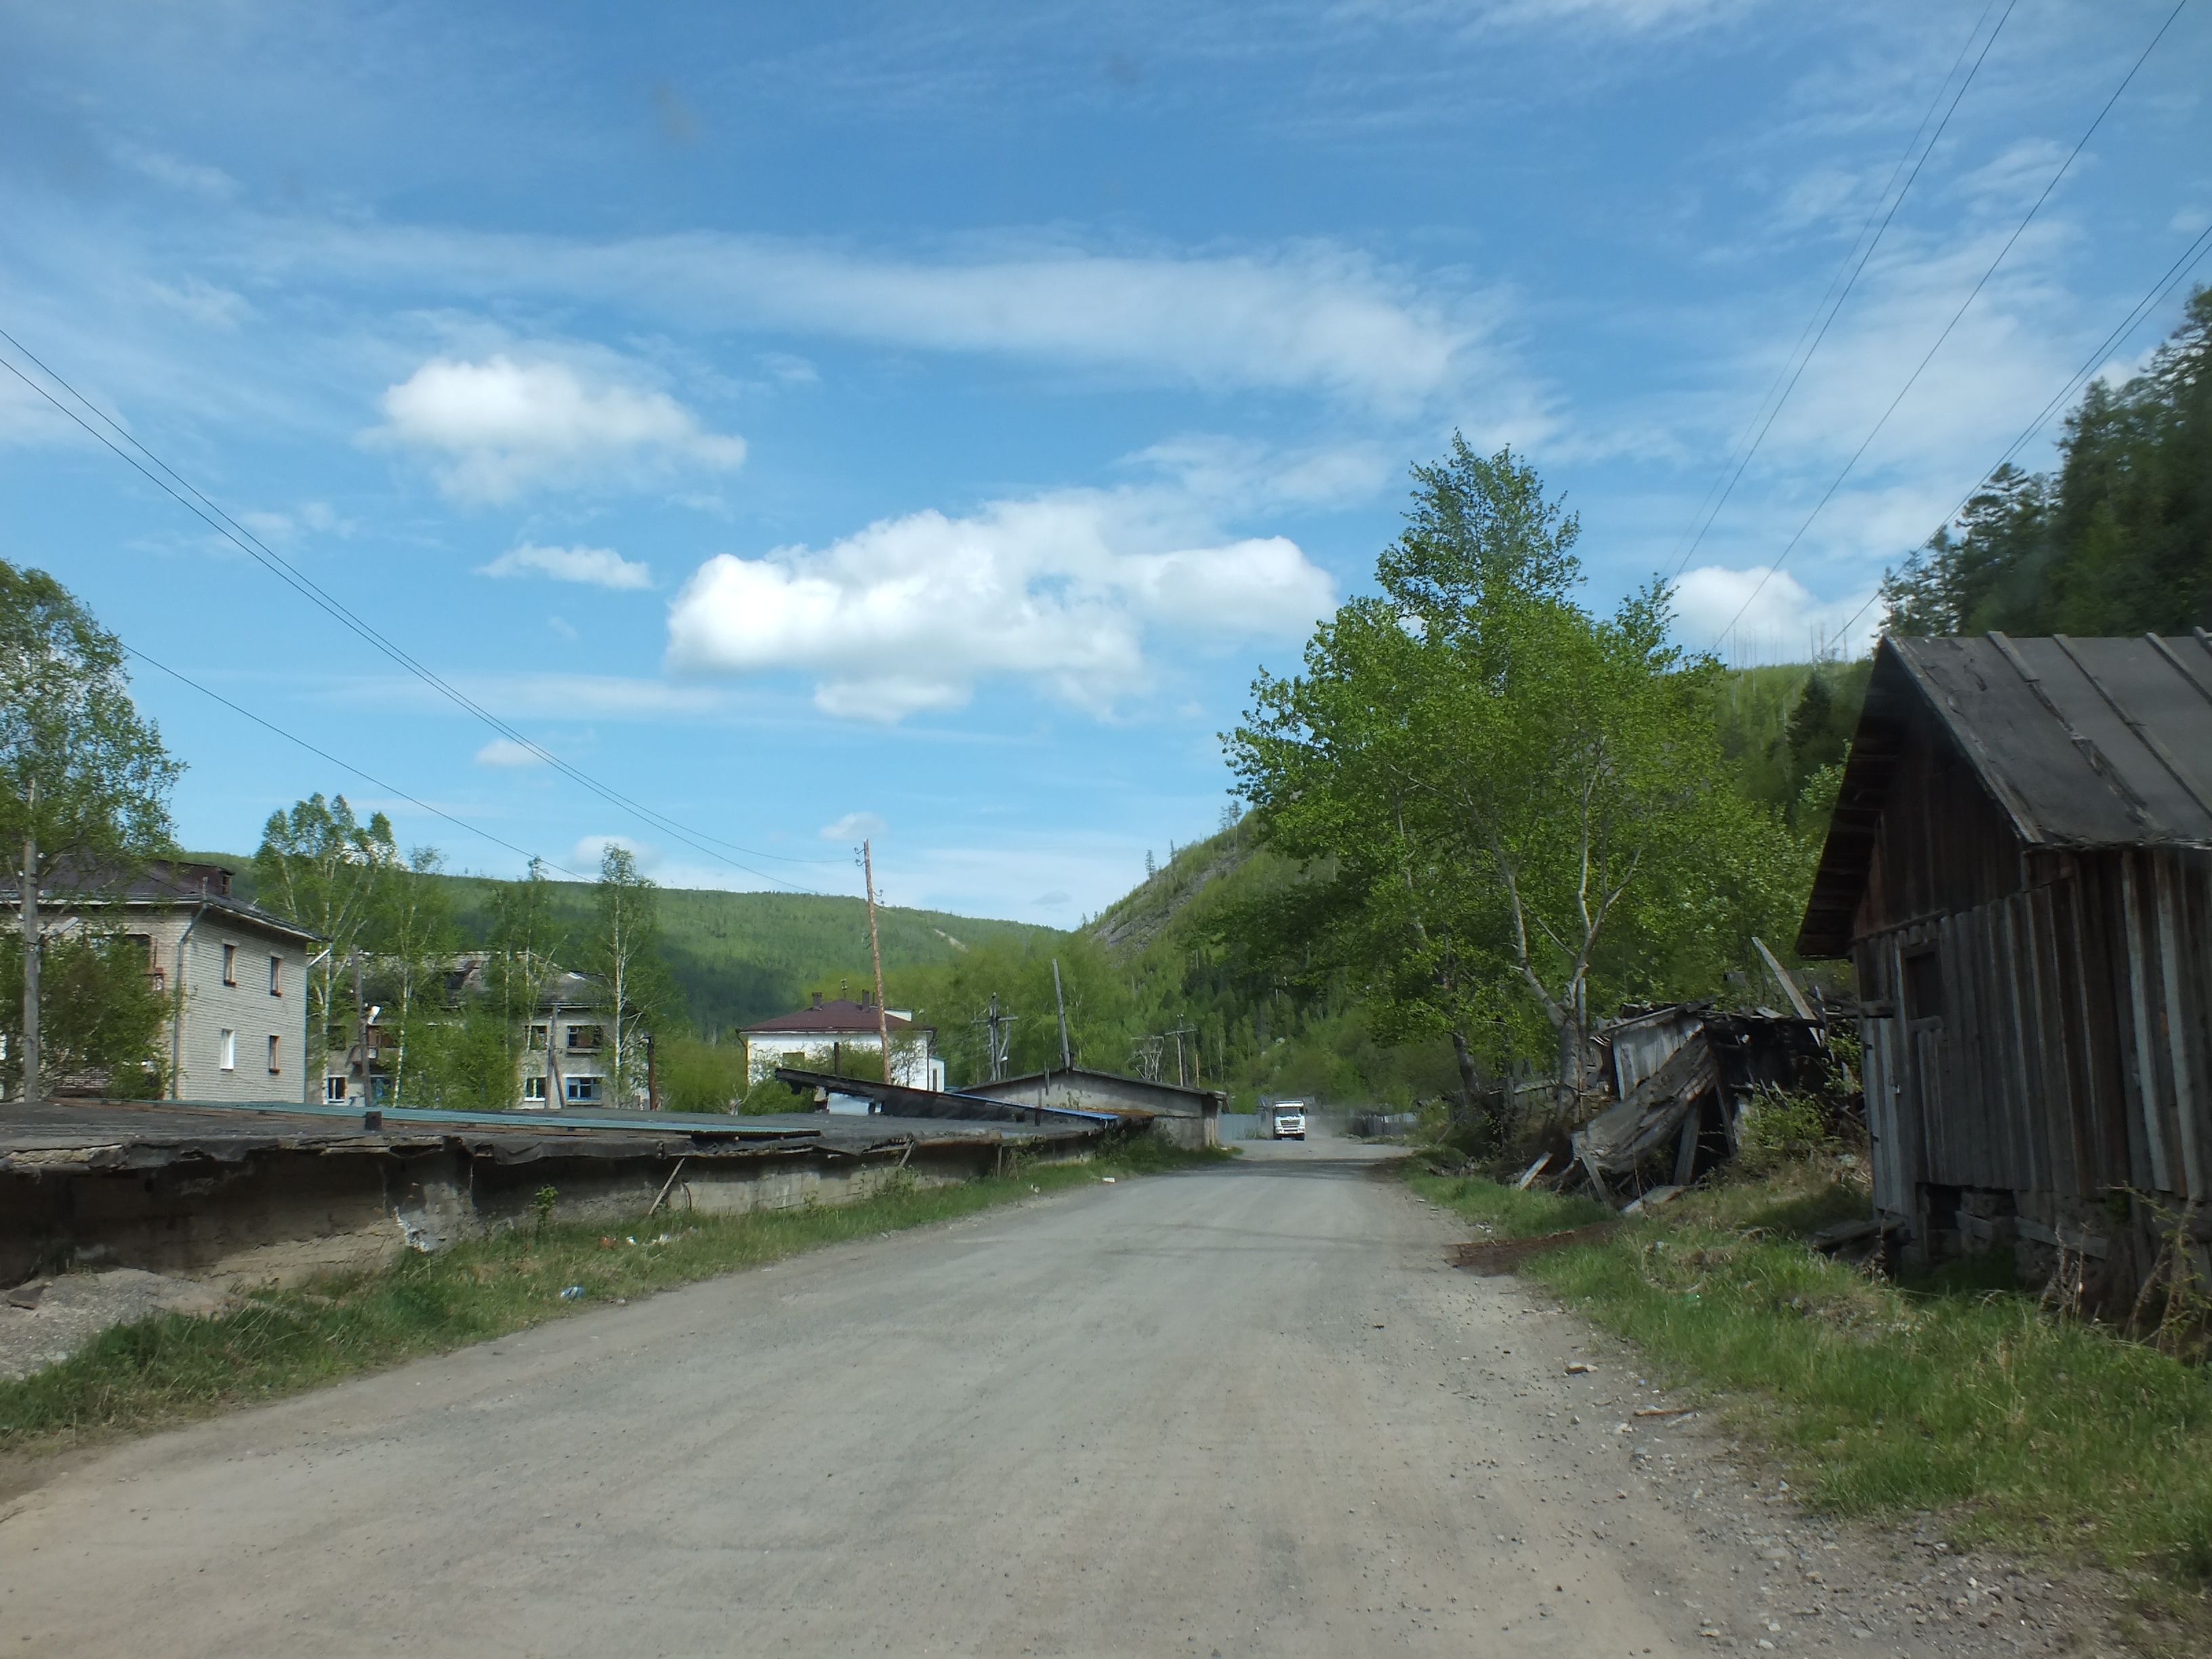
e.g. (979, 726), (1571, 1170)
(743, 994), (942, 1096)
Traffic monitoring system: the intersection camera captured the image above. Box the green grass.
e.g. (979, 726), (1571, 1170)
(0, 1139), (1235, 1456)
(1414, 1161), (2212, 1641)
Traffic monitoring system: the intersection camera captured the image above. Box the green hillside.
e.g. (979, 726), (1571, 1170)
(190, 853), (1057, 1035)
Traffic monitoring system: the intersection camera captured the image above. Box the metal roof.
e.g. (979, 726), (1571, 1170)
(743, 997), (915, 1036)
(1798, 630), (2212, 956)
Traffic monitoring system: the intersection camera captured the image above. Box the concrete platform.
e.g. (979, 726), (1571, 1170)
(0, 1099), (1102, 1288)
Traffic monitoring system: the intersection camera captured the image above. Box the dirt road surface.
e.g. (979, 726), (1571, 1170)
(2, 1136), (2104, 1656)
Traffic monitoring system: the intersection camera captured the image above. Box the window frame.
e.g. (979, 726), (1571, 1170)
(222, 942), (238, 986)
(268, 955), (283, 996)
(564, 1074), (602, 1103)
(267, 1034), (281, 1074)
(219, 1028), (237, 1071)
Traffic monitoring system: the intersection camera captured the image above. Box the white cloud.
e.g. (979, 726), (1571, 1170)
(480, 541), (655, 590)
(308, 226), (1497, 413)
(475, 737), (545, 768)
(107, 140), (239, 200)
(665, 491), (1335, 721)
(821, 811), (888, 842)
(1673, 564), (1881, 663)
(367, 353), (746, 504)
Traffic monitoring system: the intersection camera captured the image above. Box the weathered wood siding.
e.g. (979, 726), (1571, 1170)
(1850, 712), (2212, 1214)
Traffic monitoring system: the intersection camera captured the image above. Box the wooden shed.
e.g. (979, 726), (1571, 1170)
(1797, 632), (2212, 1298)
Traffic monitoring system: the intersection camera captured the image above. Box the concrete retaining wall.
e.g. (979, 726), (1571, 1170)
(1, 1135), (1084, 1290)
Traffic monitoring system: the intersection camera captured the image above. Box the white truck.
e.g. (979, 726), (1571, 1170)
(1270, 1102), (1307, 1141)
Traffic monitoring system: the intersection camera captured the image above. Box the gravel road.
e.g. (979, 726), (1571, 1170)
(0, 1136), (2117, 1656)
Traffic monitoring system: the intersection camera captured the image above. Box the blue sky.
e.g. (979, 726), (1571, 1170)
(2, 0), (2207, 922)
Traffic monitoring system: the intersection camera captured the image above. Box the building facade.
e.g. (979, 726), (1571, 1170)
(1799, 633), (2212, 1299)
(743, 994), (942, 1093)
(322, 960), (628, 1110)
(14, 862), (319, 1104)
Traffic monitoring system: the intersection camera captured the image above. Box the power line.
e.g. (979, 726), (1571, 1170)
(123, 642), (588, 880)
(1818, 218), (2212, 653)
(1715, 0), (2192, 650)
(0, 327), (842, 893)
(1666, 0), (2016, 581)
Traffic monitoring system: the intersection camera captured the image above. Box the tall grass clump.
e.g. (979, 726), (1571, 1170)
(1420, 1158), (2212, 1614)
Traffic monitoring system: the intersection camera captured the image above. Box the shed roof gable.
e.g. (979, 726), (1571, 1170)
(1797, 631), (2212, 956)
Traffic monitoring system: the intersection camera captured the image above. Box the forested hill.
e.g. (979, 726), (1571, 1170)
(1883, 286), (2210, 635)
(194, 854), (1057, 1036)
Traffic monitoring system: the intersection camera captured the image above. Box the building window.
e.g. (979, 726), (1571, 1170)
(219, 1029), (237, 1071)
(528, 1023), (549, 1050)
(567, 1025), (604, 1051)
(1903, 948), (1944, 1021)
(269, 956), (283, 996)
(222, 943), (238, 986)
(523, 1074), (548, 1101)
(565, 1075), (601, 1103)
(325, 1075), (349, 1104)
(267, 1035), (281, 1074)
(782, 1050), (805, 1067)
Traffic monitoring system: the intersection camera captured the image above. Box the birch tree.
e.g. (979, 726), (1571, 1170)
(0, 562), (181, 1100)
(588, 844), (661, 1106)
(254, 794), (400, 1078)
(1230, 438), (1758, 1105)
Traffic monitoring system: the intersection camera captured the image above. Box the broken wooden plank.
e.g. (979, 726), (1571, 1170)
(1514, 1151), (1553, 1191)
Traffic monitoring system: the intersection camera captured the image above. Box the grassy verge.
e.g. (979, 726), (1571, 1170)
(1, 1139), (1234, 1456)
(1411, 1162), (2212, 1645)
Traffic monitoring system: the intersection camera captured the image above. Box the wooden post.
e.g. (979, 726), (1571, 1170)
(19, 808), (37, 1107)
(863, 840), (893, 1085)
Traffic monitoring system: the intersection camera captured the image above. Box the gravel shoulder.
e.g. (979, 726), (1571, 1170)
(0, 1137), (2125, 1656)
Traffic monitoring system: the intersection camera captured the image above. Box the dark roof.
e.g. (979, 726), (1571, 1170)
(771, 1067), (1124, 1126)
(744, 997), (914, 1036)
(964, 1067), (1224, 1109)
(2, 860), (322, 946)
(1798, 632), (2212, 956)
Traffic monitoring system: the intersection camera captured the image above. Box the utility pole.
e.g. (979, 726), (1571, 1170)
(970, 992), (1017, 1082)
(1164, 1025), (1198, 1088)
(863, 840), (893, 1085)
(18, 781), (37, 1107)
(1051, 958), (1071, 1071)
(353, 948), (367, 1109)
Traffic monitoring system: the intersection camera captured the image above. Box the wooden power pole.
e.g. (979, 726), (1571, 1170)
(863, 840), (893, 1085)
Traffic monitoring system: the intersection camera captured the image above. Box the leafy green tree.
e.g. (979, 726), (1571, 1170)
(0, 562), (182, 1099)
(489, 857), (564, 1106)
(1230, 438), (1793, 1107)
(255, 794), (399, 1082)
(0, 928), (171, 1098)
(371, 847), (457, 1107)
(584, 844), (670, 1107)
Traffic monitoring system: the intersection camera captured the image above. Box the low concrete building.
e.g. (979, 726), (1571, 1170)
(743, 994), (942, 1094)
(8, 861), (318, 1105)
(964, 1067), (1225, 1149)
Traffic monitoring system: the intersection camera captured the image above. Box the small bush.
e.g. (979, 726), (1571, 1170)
(1736, 1088), (1835, 1174)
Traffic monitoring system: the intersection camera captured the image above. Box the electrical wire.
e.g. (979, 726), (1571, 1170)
(1817, 216), (2212, 653)
(1665, 0), (2015, 580)
(0, 327), (841, 893)
(1714, 0), (2192, 651)
(123, 642), (587, 880)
